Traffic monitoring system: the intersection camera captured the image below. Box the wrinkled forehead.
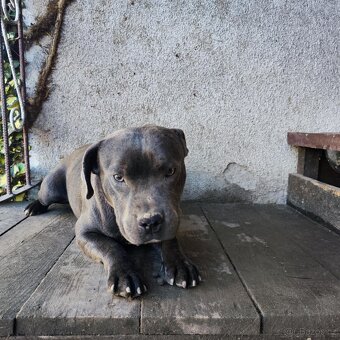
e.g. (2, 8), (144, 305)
(98, 128), (182, 174)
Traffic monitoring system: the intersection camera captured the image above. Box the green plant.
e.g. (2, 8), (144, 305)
(0, 28), (26, 201)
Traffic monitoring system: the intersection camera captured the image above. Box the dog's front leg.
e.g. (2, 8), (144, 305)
(158, 238), (201, 289)
(76, 229), (146, 298)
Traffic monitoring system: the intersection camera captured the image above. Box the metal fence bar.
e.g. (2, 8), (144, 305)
(17, 1), (31, 186)
(0, 26), (12, 196)
(0, 0), (39, 202)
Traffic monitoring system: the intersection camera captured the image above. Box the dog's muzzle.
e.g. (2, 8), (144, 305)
(138, 212), (164, 234)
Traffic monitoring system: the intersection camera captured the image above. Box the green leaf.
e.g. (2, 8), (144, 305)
(6, 96), (18, 109)
(0, 32), (27, 200)
(12, 182), (23, 191)
(8, 79), (15, 87)
(17, 162), (26, 175)
(0, 174), (7, 188)
(13, 192), (25, 201)
(6, 32), (16, 41)
(12, 164), (19, 177)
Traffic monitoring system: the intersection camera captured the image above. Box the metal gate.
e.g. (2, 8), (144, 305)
(0, 0), (34, 202)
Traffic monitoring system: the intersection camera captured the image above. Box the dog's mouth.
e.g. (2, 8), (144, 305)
(143, 239), (162, 244)
(120, 225), (176, 246)
(119, 227), (161, 246)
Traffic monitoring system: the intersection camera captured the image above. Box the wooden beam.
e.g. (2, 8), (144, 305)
(287, 173), (340, 231)
(303, 148), (322, 179)
(287, 132), (340, 151)
(296, 147), (322, 180)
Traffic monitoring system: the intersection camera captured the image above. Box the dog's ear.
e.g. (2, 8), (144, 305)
(82, 141), (102, 199)
(172, 129), (189, 157)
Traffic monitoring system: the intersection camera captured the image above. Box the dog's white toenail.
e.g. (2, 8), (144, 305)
(126, 287), (131, 293)
(192, 280), (196, 287)
(182, 281), (187, 288)
(137, 287), (141, 295)
(170, 278), (174, 285)
(110, 284), (114, 292)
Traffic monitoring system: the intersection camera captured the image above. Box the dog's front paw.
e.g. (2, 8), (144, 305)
(159, 256), (201, 289)
(108, 267), (147, 299)
(24, 200), (49, 216)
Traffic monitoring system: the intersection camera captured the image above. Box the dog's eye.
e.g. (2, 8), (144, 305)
(113, 174), (124, 182)
(165, 168), (176, 177)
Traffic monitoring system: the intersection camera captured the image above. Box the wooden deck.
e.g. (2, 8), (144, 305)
(1, 202), (340, 339)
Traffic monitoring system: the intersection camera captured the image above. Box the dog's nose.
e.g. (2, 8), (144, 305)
(138, 213), (164, 233)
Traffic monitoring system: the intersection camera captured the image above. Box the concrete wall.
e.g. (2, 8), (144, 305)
(25, 0), (340, 203)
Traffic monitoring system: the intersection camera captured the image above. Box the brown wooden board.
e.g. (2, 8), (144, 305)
(303, 148), (322, 180)
(16, 241), (140, 336)
(0, 202), (27, 235)
(287, 132), (340, 151)
(140, 203), (260, 335)
(0, 210), (75, 336)
(202, 203), (340, 336)
(287, 173), (340, 231)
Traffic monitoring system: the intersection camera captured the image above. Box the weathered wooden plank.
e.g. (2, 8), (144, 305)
(302, 148), (322, 179)
(287, 132), (340, 151)
(141, 203), (260, 335)
(295, 147), (324, 178)
(3, 335), (316, 340)
(202, 203), (340, 336)
(257, 204), (340, 281)
(0, 211), (75, 337)
(287, 173), (340, 231)
(0, 202), (27, 235)
(16, 241), (140, 336)
(0, 205), (72, 259)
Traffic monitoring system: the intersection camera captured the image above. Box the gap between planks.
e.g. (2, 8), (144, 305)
(201, 203), (340, 335)
(0, 207), (76, 337)
(198, 204), (264, 334)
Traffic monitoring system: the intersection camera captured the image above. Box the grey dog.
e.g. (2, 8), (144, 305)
(25, 125), (200, 298)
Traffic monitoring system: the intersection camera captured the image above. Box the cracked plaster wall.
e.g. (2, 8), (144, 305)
(25, 0), (340, 203)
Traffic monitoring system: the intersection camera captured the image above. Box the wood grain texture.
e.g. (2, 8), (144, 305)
(6, 336), (323, 340)
(202, 203), (340, 336)
(257, 204), (340, 281)
(141, 203), (260, 335)
(0, 202), (27, 235)
(16, 241), (140, 336)
(3, 335), (315, 340)
(302, 148), (322, 180)
(0, 204), (72, 259)
(287, 173), (340, 230)
(3, 202), (340, 337)
(0, 210), (75, 336)
(287, 132), (340, 151)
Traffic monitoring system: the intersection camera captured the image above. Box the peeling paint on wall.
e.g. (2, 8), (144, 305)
(223, 162), (257, 191)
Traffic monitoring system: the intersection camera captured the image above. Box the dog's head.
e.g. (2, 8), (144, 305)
(82, 125), (188, 245)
